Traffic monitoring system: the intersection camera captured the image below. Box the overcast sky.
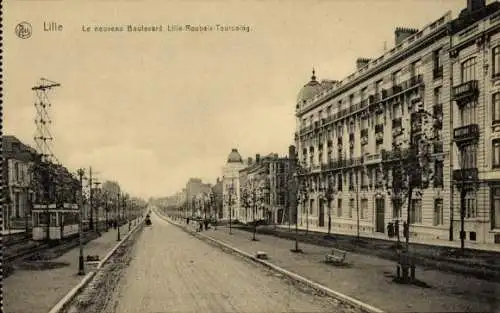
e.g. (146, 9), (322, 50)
(5, 0), (469, 199)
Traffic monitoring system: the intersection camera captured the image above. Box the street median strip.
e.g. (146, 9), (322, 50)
(47, 219), (145, 313)
(158, 213), (384, 313)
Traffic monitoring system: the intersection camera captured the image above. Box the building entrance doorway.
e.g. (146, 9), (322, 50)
(375, 198), (385, 233)
(319, 199), (325, 227)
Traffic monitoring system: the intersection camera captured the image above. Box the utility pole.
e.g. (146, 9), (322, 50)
(104, 192), (109, 231)
(229, 179), (234, 235)
(89, 167), (93, 231)
(93, 181), (101, 232)
(252, 184), (257, 241)
(77, 168), (85, 275)
(117, 192), (121, 241)
(356, 170), (360, 241)
(33, 78), (60, 164)
(291, 161), (306, 253)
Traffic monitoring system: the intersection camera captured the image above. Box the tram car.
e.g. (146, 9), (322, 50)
(32, 203), (80, 241)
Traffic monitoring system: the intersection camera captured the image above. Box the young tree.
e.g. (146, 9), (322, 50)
(320, 172), (336, 238)
(383, 102), (440, 251)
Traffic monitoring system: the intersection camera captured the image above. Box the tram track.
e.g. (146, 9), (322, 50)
(4, 231), (102, 278)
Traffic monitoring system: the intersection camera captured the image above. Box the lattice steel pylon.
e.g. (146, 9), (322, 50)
(33, 78), (61, 164)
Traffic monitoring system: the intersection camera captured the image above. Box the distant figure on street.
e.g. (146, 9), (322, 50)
(187, 217), (190, 225)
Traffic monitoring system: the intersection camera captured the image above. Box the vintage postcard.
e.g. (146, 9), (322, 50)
(2, 0), (500, 313)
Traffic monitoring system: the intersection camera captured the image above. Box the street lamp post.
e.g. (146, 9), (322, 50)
(291, 162), (307, 253)
(228, 181), (234, 235)
(252, 185), (257, 241)
(320, 173), (334, 239)
(93, 181), (101, 233)
(116, 192), (121, 241)
(77, 168), (85, 276)
(104, 192), (109, 232)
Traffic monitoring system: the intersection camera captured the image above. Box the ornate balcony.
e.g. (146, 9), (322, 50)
(382, 148), (410, 162)
(299, 125), (313, 135)
(364, 153), (382, 165)
(452, 168), (478, 182)
(452, 80), (478, 102)
(453, 124), (479, 143)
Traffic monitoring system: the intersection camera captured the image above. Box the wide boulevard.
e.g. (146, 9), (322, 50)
(103, 212), (353, 313)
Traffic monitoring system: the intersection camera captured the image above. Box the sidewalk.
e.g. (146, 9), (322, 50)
(275, 223), (500, 253)
(178, 221), (500, 313)
(4, 221), (137, 313)
(234, 224), (500, 278)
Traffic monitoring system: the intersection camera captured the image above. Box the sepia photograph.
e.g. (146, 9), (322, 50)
(2, 0), (500, 312)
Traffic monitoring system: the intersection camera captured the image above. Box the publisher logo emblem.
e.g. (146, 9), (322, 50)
(15, 22), (32, 39)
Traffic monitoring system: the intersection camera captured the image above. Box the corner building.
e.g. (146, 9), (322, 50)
(294, 0), (500, 245)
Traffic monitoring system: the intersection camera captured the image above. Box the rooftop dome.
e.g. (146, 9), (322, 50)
(227, 148), (243, 163)
(297, 69), (323, 104)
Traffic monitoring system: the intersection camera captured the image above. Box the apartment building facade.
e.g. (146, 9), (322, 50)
(268, 154), (291, 224)
(294, 0), (500, 245)
(3, 135), (37, 230)
(449, 1), (500, 244)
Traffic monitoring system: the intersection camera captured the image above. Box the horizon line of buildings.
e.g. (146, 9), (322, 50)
(161, 147), (298, 225)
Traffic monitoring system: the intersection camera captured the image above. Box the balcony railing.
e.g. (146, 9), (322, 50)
(452, 80), (478, 101)
(452, 168), (478, 181)
(299, 125), (313, 135)
(364, 153), (382, 164)
(453, 124), (479, 142)
(382, 148), (411, 161)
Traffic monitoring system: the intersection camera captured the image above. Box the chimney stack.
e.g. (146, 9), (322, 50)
(247, 157), (253, 165)
(467, 0), (486, 13)
(356, 58), (371, 70)
(289, 145), (296, 160)
(395, 27), (419, 45)
(256, 154), (261, 163)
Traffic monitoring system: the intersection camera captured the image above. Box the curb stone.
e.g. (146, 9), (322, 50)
(46, 219), (145, 313)
(157, 212), (384, 313)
